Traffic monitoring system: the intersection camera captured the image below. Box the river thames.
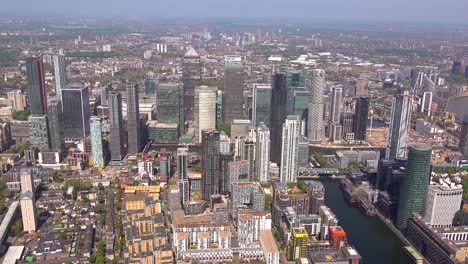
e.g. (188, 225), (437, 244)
(320, 179), (413, 264)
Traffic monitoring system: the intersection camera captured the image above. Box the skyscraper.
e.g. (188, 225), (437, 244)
(177, 147), (190, 204)
(397, 143), (432, 230)
(182, 47), (202, 123)
(252, 84), (272, 127)
(329, 86), (343, 142)
(386, 91), (412, 160)
(280, 115), (301, 183)
(156, 83), (185, 137)
(224, 55), (244, 123)
(256, 123), (270, 182)
(353, 97), (369, 142)
(47, 100), (64, 153)
(270, 73), (287, 165)
(61, 86), (91, 140)
(26, 55), (47, 115)
(459, 115), (468, 157)
(201, 130), (220, 200)
(307, 69), (326, 143)
(126, 84), (141, 155)
(53, 55), (67, 97)
(90, 116), (105, 168)
(109, 92), (125, 161)
(28, 115), (50, 151)
(194, 86), (217, 143)
(285, 72), (308, 121)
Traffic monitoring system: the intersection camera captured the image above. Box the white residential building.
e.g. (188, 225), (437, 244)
(280, 115), (301, 182)
(425, 185), (463, 227)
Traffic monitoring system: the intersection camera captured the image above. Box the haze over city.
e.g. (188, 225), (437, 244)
(0, 1), (468, 264)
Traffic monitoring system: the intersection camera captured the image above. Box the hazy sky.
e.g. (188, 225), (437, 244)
(2, 0), (468, 24)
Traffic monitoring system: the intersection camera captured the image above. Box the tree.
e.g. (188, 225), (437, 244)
(96, 256), (105, 264)
(273, 230), (282, 242)
(99, 215), (106, 225)
(98, 183), (105, 191)
(12, 219), (22, 236)
(72, 189), (78, 200)
(297, 180), (308, 193)
(0, 202), (6, 214)
(89, 255), (96, 263)
(97, 194), (105, 203)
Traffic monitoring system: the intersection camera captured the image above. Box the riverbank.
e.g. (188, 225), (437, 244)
(319, 179), (413, 264)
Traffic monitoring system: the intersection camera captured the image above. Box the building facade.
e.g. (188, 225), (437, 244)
(61, 86), (91, 140)
(280, 115), (301, 183)
(90, 116), (105, 168)
(194, 86), (217, 143)
(224, 55), (244, 123)
(126, 84), (141, 155)
(386, 91), (412, 160)
(53, 54), (67, 97)
(109, 92), (125, 161)
(307, 69), (326, 143)
(256, 123), (270, 182)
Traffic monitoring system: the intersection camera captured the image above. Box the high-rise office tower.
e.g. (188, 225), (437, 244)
(307, 69), (326, 143)
(90, 116), (105, 168)
(270, 73), (287, 165)
(201, 129), (221, 200)
(47, 100), (64, 153)
(26, 55), (47, 115)
(460, 115), (468, 157)
(177, 147), (190, 204)
(280, 115), (301, 183)
(156, 83), (185, 137)
(386, 91), (412, 160)
(61, 86), (91, 140)
(126, 84), (141, 155)
(397, 143), (432, 230)
(256, 123), (270, 182)
(182, 47), (202, 122)
(353, 97), (369, 142)
(329, 86), (343, 142)
(194, 86), (217, 143)
(330, 86), (343, 124)
(285, 72), (306, 113)
(224, 55), (244, 123)
(424, 185), (462, 227)
(53, 55), (67, 97)
(28, 115), (50, 151)
(109, 92), (125, 161)
(252, 84), (272, 127)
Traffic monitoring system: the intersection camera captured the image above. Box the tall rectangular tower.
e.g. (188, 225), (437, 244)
(353, 97), (369, 142)
(26, 55), (47, 115)
(224, 55), (244, 123)
(182, 47), (202, 123)
(270, 73), (287, 165)
(201, 130), (221, 200)
(307, 69), (326, 143)
(109, 92), (125, 161)
(280, 115), (301, 183)
(386, 91), (412, 160)
(90, 116), (105, 168)
(61, 86), (91, 140)
(47, 99), (65, 153)
(256, 123), (270, 182)
(53, 55), (67, 97)
(126, 84), (141, 155)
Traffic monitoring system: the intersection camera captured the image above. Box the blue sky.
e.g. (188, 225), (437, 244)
(2, 0), (468, 24)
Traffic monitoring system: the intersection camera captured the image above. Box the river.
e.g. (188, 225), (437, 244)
(319, 179), (412, 264)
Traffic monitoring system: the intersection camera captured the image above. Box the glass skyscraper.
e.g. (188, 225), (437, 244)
(386, 91), (412, 160)
(53, 55), (67, 98)
(396, 143), (432, 230)
(252, 83), (271, 127)
(90, 116), (104, 168)
(109, 92), (124, 161)
(156, 83), (184, 137)
(26, 55), (47, 115)
(224, 55), (244, 123)
(270, 73), (287, 165)
(61, 86), (91, 140)
(126, 84), (140, 155)
(307, 69), (326, 143)
(182, 47), (202, 122)
(47, 100), (64, 153)
(353, 97), (369, 142)
(201, 129), (220, 200)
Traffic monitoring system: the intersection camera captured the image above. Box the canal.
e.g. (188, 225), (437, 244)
(320, 179), (412, 264)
